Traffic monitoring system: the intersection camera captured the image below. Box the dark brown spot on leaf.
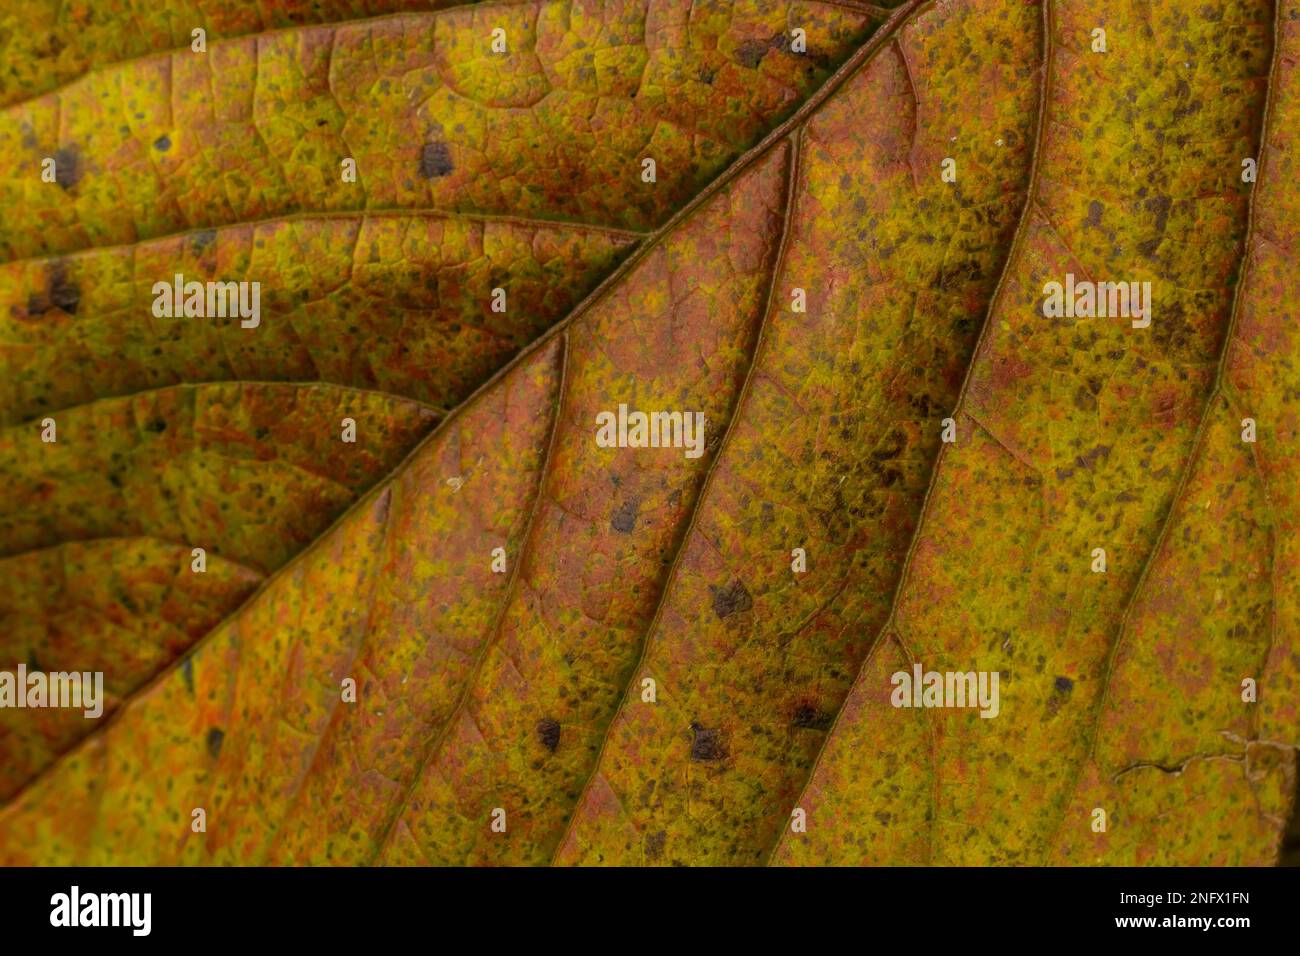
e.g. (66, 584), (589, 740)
(610, 498), (639, 534)
(792, 703), (832, 730)
(689, 721), (725, 761)
(53, 145), (81, 189)
(1085, 199), (1104, 229)
(536, 716), (561, 753)
(26, 261), (79, 317)
(712, 579), (752, 619)
(734, 39), (769, 68)
(419, 141), (454, 178)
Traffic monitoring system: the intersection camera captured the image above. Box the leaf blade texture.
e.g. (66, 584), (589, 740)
(557, 0), (1043, 866)
(774, 0), (1291, 867)
(3, 0), (1298, 868)
(0, 0), (888, 798)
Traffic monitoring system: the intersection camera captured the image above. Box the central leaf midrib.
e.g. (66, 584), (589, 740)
(1, 0), (928, 830)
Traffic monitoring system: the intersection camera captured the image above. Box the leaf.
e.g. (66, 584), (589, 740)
(0, 1), (474, 109)
(772, 0), (1293, 866)
(0, 539), (261, 800)
(0, 382), (440, 573)
(2, 342), (560, 862)
(0, 0), (883, 260)
(0, 379), (437, 798)
(5, 0), (1297, 869)
(0, 0), (884, 797)
(374, 142), (788, 867)
(553, 0), (1042, 866)
(1, 0), (1021, 863)
(0, 213), (637, 425)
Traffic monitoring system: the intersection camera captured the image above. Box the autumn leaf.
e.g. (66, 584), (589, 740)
(3, 0), (1298, 869)
(0, 0), (883, 258)
(0, 0), (885, 797)
(0, 538), (261, 800)
(0, 1), (475, 109)
(771, 0), (1297, 866)
(0, 216), (637, 426)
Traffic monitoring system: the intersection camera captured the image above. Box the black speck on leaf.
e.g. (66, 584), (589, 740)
(689, 722), (725, 761)
(53, 145), (81, 189)
(50, 271), (80, 314)
(792, 703), (832, 730)
(712, 580), (752, 620)
(537, 717), (561, 753)
(419, 141), (454, 179)
(1085, 199), (1104, 228)
(26, 261), (79, 317)
(734, 39), (768, 68)
(610, 498), (639, 534)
